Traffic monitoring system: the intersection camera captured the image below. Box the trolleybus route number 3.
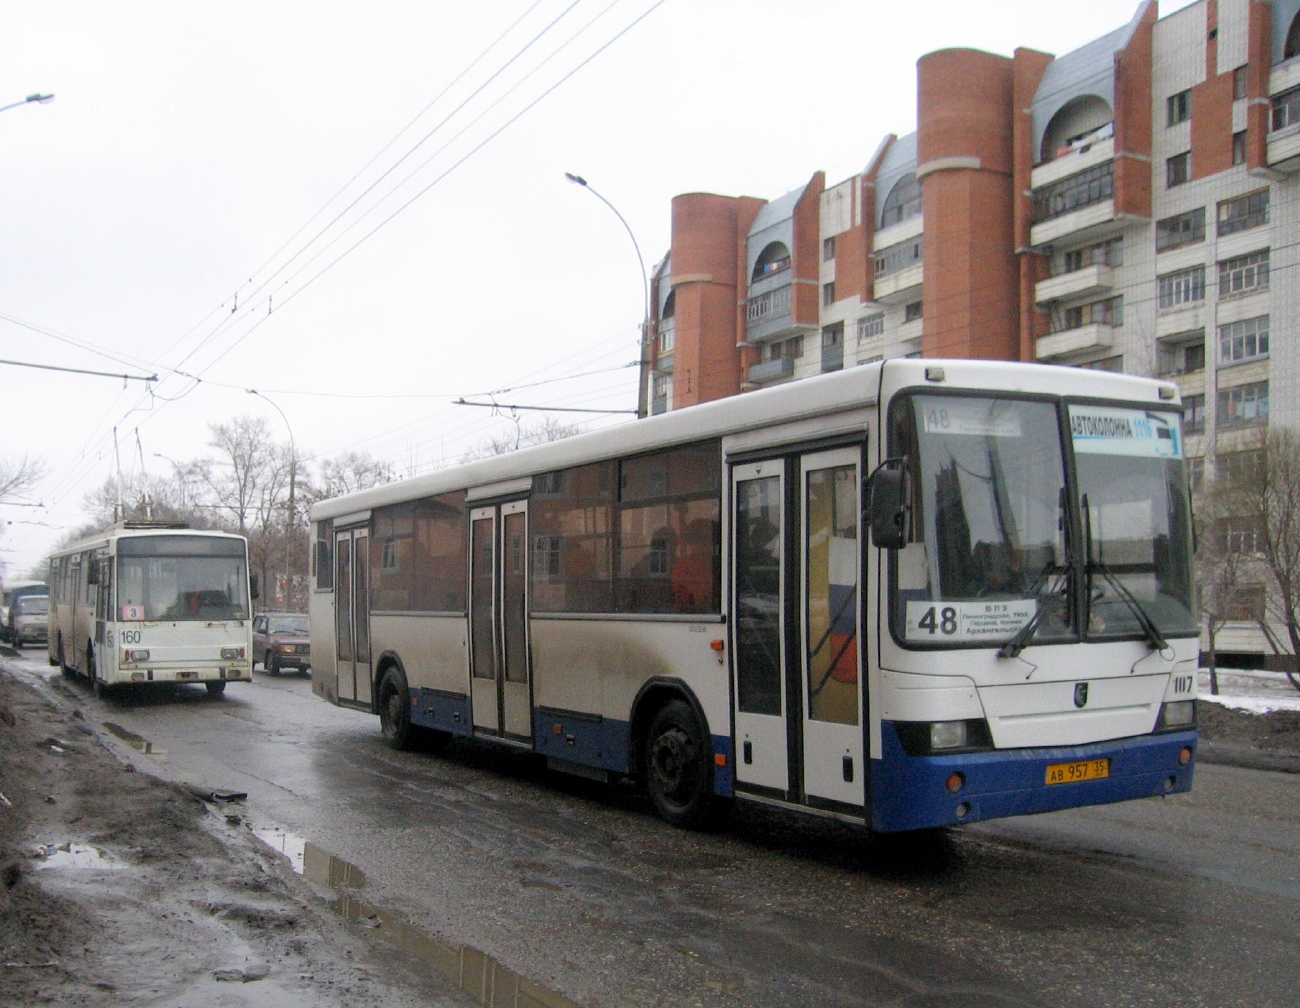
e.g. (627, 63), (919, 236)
(905, 600), (1036, 641)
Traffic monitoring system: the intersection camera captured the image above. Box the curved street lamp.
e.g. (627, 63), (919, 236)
(0, 93), (54, 115)
(565, 172), (651, 417)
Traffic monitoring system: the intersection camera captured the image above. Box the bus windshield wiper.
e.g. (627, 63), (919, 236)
(998, 558), (1071, 659)
(1087, 558), (1168, 652)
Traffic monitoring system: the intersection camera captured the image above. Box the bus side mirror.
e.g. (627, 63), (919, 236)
(250, 573), (261, 601)
(868, 467), (908, 550)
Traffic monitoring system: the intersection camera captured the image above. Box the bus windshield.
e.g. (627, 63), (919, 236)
(116, 537), (249, 622)
(891, 394), (1195, 649)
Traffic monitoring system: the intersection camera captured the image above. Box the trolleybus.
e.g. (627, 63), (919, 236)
(48, 522), (254, 696)
(309, 359), (1198, 832)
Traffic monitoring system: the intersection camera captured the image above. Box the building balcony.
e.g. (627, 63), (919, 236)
(1034, 264), (1114, 305)
(655, 352), (674, 374)
(1035, 322), (1114, 362)
(1267, 121), (1300, 173)
(1030, 198), (1129, 248)
(873, 264), (923, 304)
(1030, 136), (1114, 189)
(747, 357), (795, 383)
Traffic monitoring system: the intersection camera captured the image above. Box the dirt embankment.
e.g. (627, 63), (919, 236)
(1195, 699), (1300, 773)
(0, 666), (460, 1008)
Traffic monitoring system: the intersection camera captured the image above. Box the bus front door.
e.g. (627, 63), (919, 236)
(334, 528), (372, 705)
(469, 502), (533, 741)
(731, 448), (865, 810)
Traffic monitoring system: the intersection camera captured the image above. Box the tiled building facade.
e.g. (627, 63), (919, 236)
(644, 0), (1300, 664)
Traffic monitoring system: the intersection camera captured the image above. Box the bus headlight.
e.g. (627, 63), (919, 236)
(126, 649), (149, 663)
(894, 719), (994, 756)
(220, 646), (244, 660)
(931, 721), (968, 750)
(1156, 700), (1196, 731)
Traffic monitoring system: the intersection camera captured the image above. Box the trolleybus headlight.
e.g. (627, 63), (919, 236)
(220, 646), (244, 660)
(1156, 700), (1195, 731)
(931, 720), (969, 750)
(894, 719), (994, 757)
(126, 649), (149, 663)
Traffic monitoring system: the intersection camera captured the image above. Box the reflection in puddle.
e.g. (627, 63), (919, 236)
(101, 721), (163, 755)
(254, 828), (579, 1007)
(32, 842), (126, 870)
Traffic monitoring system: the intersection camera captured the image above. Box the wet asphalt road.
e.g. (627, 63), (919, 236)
(10, 649), (1299, 1008)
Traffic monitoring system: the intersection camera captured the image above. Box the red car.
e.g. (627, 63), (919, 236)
(251, 612), (311, 676)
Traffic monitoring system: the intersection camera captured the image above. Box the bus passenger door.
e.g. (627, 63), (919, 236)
(799, 449), (864, 807)
(469, 509), (500, 732)
(731, 461), (789, 792)
(334, 529), (372, 704)
(469, 503), (533, 741)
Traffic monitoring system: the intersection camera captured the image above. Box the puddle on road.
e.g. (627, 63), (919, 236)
(101, 721), (164, 755)
(253, 826), (579, 1008)
(31, 842), (126, 870)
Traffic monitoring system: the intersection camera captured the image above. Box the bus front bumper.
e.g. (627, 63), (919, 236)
(870, 722), (1197, 833)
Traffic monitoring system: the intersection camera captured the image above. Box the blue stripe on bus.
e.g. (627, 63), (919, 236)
(870, 721), (1197, 833)
(409, 688), (473, 736)
(532, 710), (631, 773)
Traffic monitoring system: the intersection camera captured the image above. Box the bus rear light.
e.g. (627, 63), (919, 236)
(945, 771), (965, 794)
(126, 649), (149, 663)
(220, 646), (244, 660)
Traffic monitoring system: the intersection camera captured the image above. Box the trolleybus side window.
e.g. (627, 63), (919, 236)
(370, 492), (468, 612)
(315, 520), (334, 590)
(530, 461), (615, 613)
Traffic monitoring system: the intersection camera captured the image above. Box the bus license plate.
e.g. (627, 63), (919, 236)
(1045, 758), (1110, 785)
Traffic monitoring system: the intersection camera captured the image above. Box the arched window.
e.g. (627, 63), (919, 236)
(752, 242), (791, 281)
(1286, 12), (1300, 60)
(880, 174), (921, 229)
(1040, 94), (1114, 163)
(661, 289), (675, 319)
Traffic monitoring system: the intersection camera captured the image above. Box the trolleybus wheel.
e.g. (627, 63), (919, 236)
(645, 700), (718, 828)
(378, 669), (451, 753)
(205, 681), (227, 697)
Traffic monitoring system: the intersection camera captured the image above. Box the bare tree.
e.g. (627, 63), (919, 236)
(0, 456), (45, 504)
(1195, 476), (1260, 695)
(316, 451), (396, 499)
(1214, 429), (1300, 692)
(200, 416), (278, 536)
(460, 416), (583, 462)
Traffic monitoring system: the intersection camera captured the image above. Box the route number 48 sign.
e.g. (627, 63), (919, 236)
(905, 600), (1035, 641)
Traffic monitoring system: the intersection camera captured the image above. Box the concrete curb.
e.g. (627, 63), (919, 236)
(1196, 742), (1300, 775)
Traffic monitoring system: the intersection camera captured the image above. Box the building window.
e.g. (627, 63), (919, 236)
(1158, 265), (1206, 309)
(768, 335), (803, 360)
(1226, 529), (1263, 555)
(1218, 250), (1269, 298)
(1053, 296), (1123, 332)
(822, 282), (836, 307)
(1158, 334), (1206, 376)
(821, 323), (844, 373)
(1167, 90), (1191, 126)
(751, 242), (791, 281)
(1166, 152), (1191, 188)
(873, 236), (923, 277)
(1031, 161), (1114, 223)
(823, 236), (836, 261)
(1218, 381), (1269, 428)
(1272, 85), (1300, 131)
(1219, 315), (1269, 365)
(880, 173), (921, 228)
(1234, 65), (1249, 101)
(1224, 583), (1266, 620)
(1217, 190), (1269, 236)
(903, 301), (922, 323)
(1156, 207), (1206, 251)
(1183, 393), (1206, 434)
(746, 284), (792, 322)
(1077, 355), (1124, 372)
(858, 313), (884, 340)
(1233, 130), (1248, 165)
(1058, 237), (1122, 275)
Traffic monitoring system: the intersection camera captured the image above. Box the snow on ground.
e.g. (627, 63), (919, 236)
(1197, 668), (1300, 714)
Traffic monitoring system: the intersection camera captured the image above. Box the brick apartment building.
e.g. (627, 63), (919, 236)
(642, 0), (1300, 664)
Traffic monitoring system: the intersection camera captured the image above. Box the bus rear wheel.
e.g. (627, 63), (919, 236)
(645, 700), (720, 829)
(206, 681), (227, 697)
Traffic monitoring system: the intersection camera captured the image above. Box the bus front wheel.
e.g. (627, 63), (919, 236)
(378, 670), (451, 754)
(645, 700), (719, 829)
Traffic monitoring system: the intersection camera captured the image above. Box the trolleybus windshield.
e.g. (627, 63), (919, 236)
(891, 394), (1194, 649)
(116, 536), (250, 622)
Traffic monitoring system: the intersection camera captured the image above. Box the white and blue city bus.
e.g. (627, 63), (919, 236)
(310, 359), (1198, 831)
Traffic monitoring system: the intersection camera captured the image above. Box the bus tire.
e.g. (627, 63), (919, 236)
(206, 681), (227, 697)
(378, 670), (420, 751)
(645, 700), (718, 829)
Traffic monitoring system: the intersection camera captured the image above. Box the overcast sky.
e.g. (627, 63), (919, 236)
(1, 0), (1195, 578)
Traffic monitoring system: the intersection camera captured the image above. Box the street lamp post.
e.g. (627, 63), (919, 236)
(247, 389), (297, 609)
(152, 453), (189, 511)
(0, 93), (54, 115)
(565, 173), (652, 418)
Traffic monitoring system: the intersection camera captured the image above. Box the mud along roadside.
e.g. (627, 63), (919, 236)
(0, 662), (466, 1008)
